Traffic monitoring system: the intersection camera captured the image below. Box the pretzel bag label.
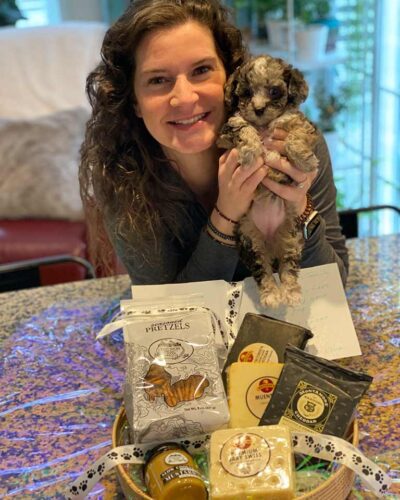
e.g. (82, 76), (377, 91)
(123, 308), (230, 443)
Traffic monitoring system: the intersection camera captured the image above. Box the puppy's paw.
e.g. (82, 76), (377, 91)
(307, 154), (319, 171)
(238, 147), (257, 167)
(264, 149), (281, 162)
(280, 284), (302, 306)
(259, 287), (282, 308)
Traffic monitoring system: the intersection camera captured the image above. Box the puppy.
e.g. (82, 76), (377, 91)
(218, 55), (319, 307)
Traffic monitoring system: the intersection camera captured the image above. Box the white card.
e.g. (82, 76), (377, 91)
(239, 263), (361, 360)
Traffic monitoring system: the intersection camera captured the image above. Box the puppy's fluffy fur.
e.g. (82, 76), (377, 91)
(218, 55), (319, 307)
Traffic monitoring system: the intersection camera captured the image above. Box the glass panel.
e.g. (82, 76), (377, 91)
(379, 0), (400, 93)
(376, 92), (400, 200)
(358, 208), (400, 237)
(16, 0), (49, 27)
(362, 81), (372, 156)
(334, 166), (363, 209)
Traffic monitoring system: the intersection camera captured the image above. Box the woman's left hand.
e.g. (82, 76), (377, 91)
(262, 129), (319, 215)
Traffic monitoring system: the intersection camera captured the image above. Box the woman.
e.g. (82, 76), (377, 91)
(80, 0), (348, 287)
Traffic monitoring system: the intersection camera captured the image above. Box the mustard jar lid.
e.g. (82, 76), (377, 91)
(144, 442), (188, 469)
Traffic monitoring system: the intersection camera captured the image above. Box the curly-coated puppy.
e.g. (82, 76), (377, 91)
(218, 55), (319, 307)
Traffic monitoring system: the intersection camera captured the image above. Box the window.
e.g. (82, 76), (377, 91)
(16, 0), (60, 27)
(373, 0), (400, 233)
(335, 0), (400, 234)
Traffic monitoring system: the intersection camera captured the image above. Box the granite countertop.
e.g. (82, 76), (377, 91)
(0, 235), (399, 499)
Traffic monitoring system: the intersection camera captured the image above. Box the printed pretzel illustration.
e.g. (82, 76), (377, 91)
(144, 364), (209, 407)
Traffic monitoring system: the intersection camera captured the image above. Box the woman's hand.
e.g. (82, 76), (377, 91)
(216, 148), (267, 222)
(262, 129), (319, 215)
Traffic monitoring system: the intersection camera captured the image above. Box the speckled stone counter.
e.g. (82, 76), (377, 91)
(0, 235), (399, 499)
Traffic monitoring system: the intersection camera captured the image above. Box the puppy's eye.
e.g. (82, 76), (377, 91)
(241, 88), (252, 98)
(269, 86), (283, 99)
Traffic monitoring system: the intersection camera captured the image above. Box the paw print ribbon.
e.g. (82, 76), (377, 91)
(225, 281), (243, 348)
(67, 433), (211, 499)
(68, 445), (144, 498)
(67, 430), (392, 499)
(292, 430), (392, 497)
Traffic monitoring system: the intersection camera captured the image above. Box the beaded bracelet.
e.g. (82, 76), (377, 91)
(207, 219), (237, 242)
(214, 205), (239, 225)
(296, 193), (315, 226)
(206, 228), (236, 247)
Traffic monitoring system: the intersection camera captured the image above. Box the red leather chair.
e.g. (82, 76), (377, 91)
(0, 220), (90, 286)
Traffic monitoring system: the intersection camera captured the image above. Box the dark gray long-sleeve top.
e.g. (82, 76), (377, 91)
(109, 134), (349, 286)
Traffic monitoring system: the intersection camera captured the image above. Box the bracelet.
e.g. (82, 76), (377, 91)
(206, 228), (236, 247)
(296, 193), (315, 226)
(207, 219), (237, 242)
(214, 205), (239, 225)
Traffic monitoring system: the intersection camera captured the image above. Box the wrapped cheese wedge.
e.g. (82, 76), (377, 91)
(209, 425), (295, 499)
(227, 362), (283, 428)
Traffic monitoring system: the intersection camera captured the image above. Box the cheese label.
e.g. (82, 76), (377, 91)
(220, 432), (271, 477)
(246, 376), (279, 418)
(238, 342), (278, 363)
(281, 380), (338, 433)
(228, 362), (283, 428)
(210, 425), (295, 499)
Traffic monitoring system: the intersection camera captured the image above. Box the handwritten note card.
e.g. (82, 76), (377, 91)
(239, 263), (361, 360)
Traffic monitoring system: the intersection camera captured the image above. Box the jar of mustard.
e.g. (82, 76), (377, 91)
(144, 443), (208, 500)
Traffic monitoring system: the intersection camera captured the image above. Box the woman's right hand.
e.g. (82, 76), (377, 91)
(216, 148), (267, 222)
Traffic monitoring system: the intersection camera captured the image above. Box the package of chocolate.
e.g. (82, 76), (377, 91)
(259, 345), (373, 437)
(224, 313), (313, 377)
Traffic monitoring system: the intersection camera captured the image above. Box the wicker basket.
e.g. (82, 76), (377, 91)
(112, 406), (358, 500)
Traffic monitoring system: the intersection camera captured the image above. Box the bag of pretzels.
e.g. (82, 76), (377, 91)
(121, 294), (230, 443)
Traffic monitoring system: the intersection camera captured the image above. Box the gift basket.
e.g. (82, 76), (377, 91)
(112, 406), (359, 500)
(67, 288), (391, 500)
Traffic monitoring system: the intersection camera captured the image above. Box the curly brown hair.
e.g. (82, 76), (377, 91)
(80, 0), (246, 275)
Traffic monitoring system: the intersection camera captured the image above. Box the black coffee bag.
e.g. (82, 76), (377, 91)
(259, 345), (373, 437)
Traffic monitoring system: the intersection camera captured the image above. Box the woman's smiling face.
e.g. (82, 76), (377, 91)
(133, 21), (227, 158)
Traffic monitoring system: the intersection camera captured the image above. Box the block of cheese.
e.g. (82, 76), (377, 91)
(227, 362), (283, 428)
(209, 425), (295, 499)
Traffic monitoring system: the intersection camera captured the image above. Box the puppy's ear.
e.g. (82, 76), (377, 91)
(224, 65), (242, 115)
(285, 67), (309, 107)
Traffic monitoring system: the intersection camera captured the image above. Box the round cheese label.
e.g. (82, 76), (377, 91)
(246, 376), (278, 418)
(220, 432), (271, 477)
(238, 343), (278, 364)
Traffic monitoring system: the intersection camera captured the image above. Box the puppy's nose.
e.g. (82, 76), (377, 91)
(254, 108), (265, 116)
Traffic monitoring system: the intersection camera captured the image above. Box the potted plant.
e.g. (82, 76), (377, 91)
(230, 0), (288, 42)
(292, 0), (331, 61)
(262, 0), (292, 49)
(295, 0), (341, 57)
(294, 0), (330, 24)
(0, 0), (25, 27)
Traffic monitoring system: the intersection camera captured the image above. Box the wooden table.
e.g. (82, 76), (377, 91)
(0, 235), (398, 498)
